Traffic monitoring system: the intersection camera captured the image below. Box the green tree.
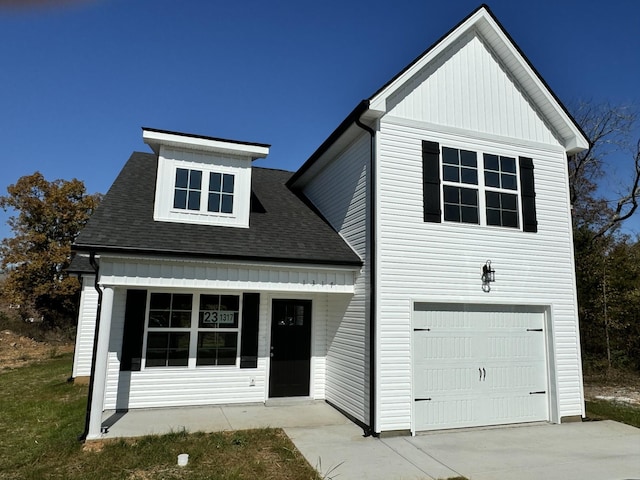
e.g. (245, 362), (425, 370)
(0, 172), (101, 328)
(569, 101), (640, 373)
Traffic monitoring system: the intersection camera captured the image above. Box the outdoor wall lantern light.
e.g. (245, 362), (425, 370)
(481, 260), (495, 292)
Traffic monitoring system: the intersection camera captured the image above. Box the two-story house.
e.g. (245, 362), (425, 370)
(72, 5), (588, 440)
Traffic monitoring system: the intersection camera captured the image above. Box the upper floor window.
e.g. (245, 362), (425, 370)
(422, 140), (537, 232)
(208, 172), (235, 214)
(442, 147), (479, 224)
(484, 154), (519, 228)
(172, 168), (235, 215)
(174, 168), (202, 211)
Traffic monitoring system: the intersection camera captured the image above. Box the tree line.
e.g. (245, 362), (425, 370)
(0, 102), (639, 372)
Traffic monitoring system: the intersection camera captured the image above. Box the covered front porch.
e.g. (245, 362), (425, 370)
(82, 253), (363, 440)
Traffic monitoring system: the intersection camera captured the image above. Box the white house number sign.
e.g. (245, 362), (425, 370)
(202, 310), (237, 325)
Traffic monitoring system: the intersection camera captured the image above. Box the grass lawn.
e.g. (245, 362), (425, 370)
(0, 353), (321, 480)
(585, 399), (640, 428)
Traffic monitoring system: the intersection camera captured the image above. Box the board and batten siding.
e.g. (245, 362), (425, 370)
(104, 290), (331, 409)
(302, 132), (370, 424)
(387, 30), (563, 149)
(375, 118), (583, 432)
(72, 275), (98, 378)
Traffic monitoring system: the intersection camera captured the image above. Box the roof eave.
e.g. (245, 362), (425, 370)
(72, 243), (363, 268)
(142, 127), (270, 160)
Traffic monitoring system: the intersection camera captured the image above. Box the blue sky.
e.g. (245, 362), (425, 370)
(1, 0), (639, 241)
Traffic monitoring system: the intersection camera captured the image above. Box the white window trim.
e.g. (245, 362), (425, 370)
(141, 290), (244, 370)
(171, 167), (236, 216)
(440, 145), (523, 229)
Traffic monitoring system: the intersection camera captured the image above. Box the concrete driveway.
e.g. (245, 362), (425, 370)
(286, 420), (640, 480)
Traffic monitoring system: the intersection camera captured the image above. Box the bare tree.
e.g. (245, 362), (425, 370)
(569, 101), (640, 240)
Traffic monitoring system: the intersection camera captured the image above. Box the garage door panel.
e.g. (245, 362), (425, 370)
(415, 398), (477, 430)
(414, 334), (475, 362)
(413, 305), (548, 431)
(414, 366), (476, 397)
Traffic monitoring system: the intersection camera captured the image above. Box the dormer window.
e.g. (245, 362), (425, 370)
(208, 172), (234, 214)
(144, 128), (269, 229)
(174, 168), (202, 211)
(171, 168), (236, 215)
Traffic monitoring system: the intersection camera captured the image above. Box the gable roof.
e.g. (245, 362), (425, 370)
(73, 152), (362, 267)
(289, 4), (588, 188)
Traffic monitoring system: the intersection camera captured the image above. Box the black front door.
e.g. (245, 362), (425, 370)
(269, 299), (312, 398)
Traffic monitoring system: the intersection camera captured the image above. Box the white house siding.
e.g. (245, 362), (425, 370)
(72, 275), (98, 378)
(104, 289), (332, 410)
(386, 30), (562, 149)
(375, 118), (583, 432)
(302, 133), (370, 424)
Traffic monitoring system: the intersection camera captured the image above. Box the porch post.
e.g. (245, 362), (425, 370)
(87, 286), (114, 440)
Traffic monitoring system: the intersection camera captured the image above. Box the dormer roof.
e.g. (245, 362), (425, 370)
(142, 127), (270, 160)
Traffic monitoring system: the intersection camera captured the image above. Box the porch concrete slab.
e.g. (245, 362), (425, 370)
(222, 402), (353, 430)
(99, 401), (350, 439)
(100, 406), (232, 438)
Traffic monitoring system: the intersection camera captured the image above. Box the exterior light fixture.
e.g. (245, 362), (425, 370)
(481, 260), (495, 292)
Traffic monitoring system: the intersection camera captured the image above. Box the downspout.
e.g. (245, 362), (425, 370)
(78, 252), (102, 442)
(355, 113), (377, 437)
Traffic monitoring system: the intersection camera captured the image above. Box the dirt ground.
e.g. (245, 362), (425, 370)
(0, 329), (74, 372)
(584, 377), (640, 406)
(1, 329), (640, 407)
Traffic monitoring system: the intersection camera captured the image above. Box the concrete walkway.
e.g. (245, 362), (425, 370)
(99, 403), (640, 480)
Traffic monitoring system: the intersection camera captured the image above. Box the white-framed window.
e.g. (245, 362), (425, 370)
(207, 172), (235, 214)
(483, 154), (519, 228)
(440, 146), (520, 229)
(442, 147), (480, 224)
(173, 168), (202, 211)
(144, 292), (242, 368)
(172, 168), (235, 215)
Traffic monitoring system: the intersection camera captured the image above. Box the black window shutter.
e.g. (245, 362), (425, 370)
(422, 140), (442, 223)
(120, 289), (147, 371)
(240, 293), (260, 368)
(519, 157), (538, 233)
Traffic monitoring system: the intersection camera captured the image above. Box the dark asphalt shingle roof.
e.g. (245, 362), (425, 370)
(67, 254), (95, 274)
(74, 152), (361, 266)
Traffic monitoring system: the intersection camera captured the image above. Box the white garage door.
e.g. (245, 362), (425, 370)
(413, 304), (548, 431)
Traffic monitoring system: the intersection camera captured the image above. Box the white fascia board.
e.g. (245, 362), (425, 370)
(369, 7), (588, 154)
(143, 129), (270, 160)
(472, 16), (588, 153)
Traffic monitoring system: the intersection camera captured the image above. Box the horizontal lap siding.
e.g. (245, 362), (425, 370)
(104, 291), (329, 409)
(303, 133), (369, 423)
(72, 276), (98, 378)
(376, 120), (582, 431)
